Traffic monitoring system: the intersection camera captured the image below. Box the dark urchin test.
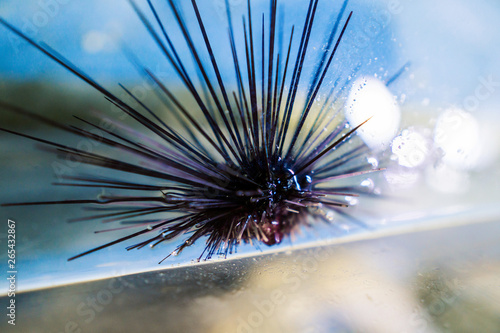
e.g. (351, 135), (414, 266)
(0, 0), (398, 262)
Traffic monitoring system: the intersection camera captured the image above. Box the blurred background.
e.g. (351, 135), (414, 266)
(1, 0), (500, 332)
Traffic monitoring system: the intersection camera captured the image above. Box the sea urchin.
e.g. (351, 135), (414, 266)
(0, 0), (398, 262)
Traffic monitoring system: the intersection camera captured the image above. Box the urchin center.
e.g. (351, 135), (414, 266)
(224, 161), (313, 245)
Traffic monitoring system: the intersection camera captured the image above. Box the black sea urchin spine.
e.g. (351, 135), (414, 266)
(0, 0), (390, 262)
